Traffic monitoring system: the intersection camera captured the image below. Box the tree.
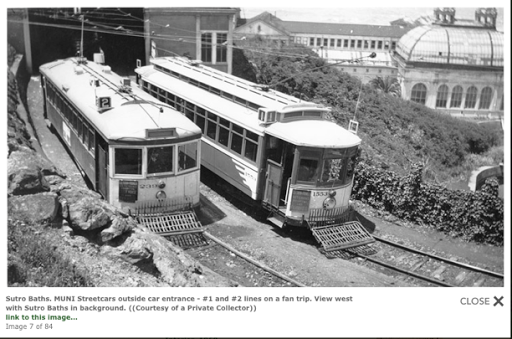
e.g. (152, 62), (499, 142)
(370, 76), (401, 97)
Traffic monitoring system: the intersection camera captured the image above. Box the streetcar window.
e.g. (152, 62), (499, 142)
(345, 149), (359, 184)
(83, 125), (89, 146)
(231, 133), (243, 154)
(244, 139), (258, 162)
(246, 130), (258, 142)
(297, 158), (319, 183)
(196, 107), (205, 116)
(320, 158), (347, 184)
(232, 123), (243, 134)
(196, 115), (206, 134)
(115, 148), (142, 175)
(147, 146), (173, 174)
(166, 93), (175, 107)
(178, 142), (197, 172)
(77, 118), (83, 140)
(89, 129), (95, 152)
(71, 111), (77, 130)
(218, 124), (229, 147)
(185, 107), (194, 121)
(206, 119), (217, 140)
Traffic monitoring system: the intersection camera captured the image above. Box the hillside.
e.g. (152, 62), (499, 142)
(232, 39), (504, 186)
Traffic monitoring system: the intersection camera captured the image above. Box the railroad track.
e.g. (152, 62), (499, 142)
(179, 231), (305, 288)
(335, 235), (504, 287)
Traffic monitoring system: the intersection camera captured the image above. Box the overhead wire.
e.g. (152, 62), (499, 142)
(11, 9), (373, 66)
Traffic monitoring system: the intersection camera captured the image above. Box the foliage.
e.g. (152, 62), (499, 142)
(233, 39), (503, 183)
(370, 76), (401, 97)
(8, 221), (93, 287)
(352, 162), (504, 245)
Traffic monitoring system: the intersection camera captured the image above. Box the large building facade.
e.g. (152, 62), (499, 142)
(145, 7), (240, 74)
(394, 8), (504, 119)
(234, 11), (409, 82)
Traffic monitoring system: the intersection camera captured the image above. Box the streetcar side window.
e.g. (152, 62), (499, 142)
(345, 148), (359, 184)
(147, 146), (173, 175)
(218, 117), (230, 147)
(178, 142), (197, 172)
(244, 130), (259, 162)
(115, 148), (142, 175)
(230, 123), (243, 155)
(206, 111), (218, 140)
(88, 129), (95, 152)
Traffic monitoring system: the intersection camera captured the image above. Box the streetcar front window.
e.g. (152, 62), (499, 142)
(147, 146), (173, 174)
(319, 147), (359, 186)
(178, 142), (197, 172)
(297, 158), (319, 183)
(115, 148), (142, 175)
(321, 158), (347, 183)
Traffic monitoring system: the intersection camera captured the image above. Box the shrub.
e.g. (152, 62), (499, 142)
(352, 162), (503, 245)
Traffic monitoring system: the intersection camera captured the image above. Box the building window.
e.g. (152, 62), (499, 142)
(479, 87), (492, 109)
(317, 38), (321, 46)
(364, 40), (369, 49)
(216, 33), (227, 63)
(377, 41), (382, 49)
(344, 40), (349, 48)
(384, 41), (389, 49)
(411, 83), (427, 105)
(450, 86), (463, 107)
(350, 40), (355, 48)
(337, 39), (342, 47)
(201, 32), (227, 64)
(330, 38), (335, 47)
(464, 86), (478, 108)
(310, 37), (315, 46)
(201, 33), (212, 63)
(391, 41), (396, 49)
(357, 40), (362, 48)
(371, 40), (375, 49)
(435, 85), (449, 108)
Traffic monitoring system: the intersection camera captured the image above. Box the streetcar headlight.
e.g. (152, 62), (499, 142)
(329, 190), (336, 197)
(156, 190), (167, 200)
(323, 197), (336, 209)
(158, 180), (166, 189)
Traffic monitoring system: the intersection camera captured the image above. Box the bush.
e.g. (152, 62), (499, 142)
(352, 162), (503, 245)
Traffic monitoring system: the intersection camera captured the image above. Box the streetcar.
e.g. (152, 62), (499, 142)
(134, 56), (362, 229)
(39, 56), (202, 215)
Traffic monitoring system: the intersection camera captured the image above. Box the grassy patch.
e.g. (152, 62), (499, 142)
(8, 220), (93, 287)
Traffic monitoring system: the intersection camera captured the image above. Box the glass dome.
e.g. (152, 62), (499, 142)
(396, 25), (503, 67)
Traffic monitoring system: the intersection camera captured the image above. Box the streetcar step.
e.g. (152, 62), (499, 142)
(138, 210), (204, 237)
(310, 221), (375, 252)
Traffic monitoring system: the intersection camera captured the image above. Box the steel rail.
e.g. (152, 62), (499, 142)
(373, 235), (504, 279)
(351, 252), (454, 287)
(203, 231), (306, 287)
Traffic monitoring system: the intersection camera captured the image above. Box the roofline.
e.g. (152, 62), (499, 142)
(145, 7), (240, 15)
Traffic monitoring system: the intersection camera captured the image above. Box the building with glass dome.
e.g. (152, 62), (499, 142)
(394, 8), (504, 119)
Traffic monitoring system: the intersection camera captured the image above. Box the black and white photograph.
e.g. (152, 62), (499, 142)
(3, 1), (510, 338)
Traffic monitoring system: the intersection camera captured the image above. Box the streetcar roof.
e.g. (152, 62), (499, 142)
(149, 57), (304, 111)
(39, 58), (201, 142)
(137, 66), (266, 135)
(265, 119), (361, 148)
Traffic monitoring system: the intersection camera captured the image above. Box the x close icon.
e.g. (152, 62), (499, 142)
(493, 296), (504, 306)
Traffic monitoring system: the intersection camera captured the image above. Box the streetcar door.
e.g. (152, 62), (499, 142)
(97, 140), (109, 199)
(264, 160), (282, 208)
